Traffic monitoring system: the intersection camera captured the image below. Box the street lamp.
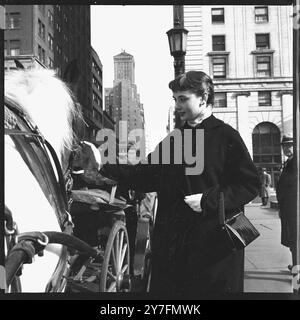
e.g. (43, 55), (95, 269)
(167, 19), (188, 128)
(166, 23), (189, 78)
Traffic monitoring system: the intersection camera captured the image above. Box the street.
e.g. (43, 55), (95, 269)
(244, 197), (292, 293)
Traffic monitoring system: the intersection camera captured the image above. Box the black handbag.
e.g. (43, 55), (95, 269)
(217, 192), (260, 252)
(190, 192), (259, 268)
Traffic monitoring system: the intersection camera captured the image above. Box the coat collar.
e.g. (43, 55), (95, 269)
(182, 114), (223, 130)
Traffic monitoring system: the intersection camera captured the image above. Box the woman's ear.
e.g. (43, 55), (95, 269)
(199, 93), (208, 107)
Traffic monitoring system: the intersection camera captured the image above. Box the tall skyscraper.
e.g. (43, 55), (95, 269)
(182, 5), (293, 187)
(114, 50), (135, 84)
(105, 51), (145, 157)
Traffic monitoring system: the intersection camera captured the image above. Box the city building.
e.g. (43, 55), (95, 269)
(4, 4), (99, 142)
(114, 50), (135, 84)
(182, 5), (293, 186)
(105, 50), (145, 157)
(166, 105), (176, 133)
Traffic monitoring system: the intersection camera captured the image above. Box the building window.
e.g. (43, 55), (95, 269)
(48, 33), (54, 51)
(256, 55), (271, 77)
(56, 22), (61, 32)
(252, 122), (281, 187)
(63, 53), (68, 63)
(48, 57), (54, 69)
(256, 34), (270, 50)
(48, 10), (54, 28)
(38, 19), (45, 40)
(212, 57), (226, 78)
(258, 91), (271, 106)
(211, 8), (224, 23)
(9, 40), (21, 56)
(214, 92), (227, 108)
(212, 35), (225, 51)
(6, 12), (21, 29)
(255, 6), (268, 23)
(38, 45), (45, 64)
(56, 45), (61, 56)
(4, 40), (8, 56)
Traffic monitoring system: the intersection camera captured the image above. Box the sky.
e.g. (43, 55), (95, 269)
(91, 5), (174, 151)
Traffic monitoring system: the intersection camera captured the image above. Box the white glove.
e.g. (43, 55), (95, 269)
(184, 193), (203, 212)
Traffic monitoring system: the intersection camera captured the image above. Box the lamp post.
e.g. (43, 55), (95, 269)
(166, 5), (188, 128)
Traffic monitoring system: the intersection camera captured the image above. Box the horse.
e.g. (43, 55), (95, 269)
(4, 67), (81, 292)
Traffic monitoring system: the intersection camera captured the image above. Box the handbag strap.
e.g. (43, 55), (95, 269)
(218, 192), (226, 226)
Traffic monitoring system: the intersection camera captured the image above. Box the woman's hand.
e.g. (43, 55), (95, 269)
(184, 193), (203, 212)
(73, 141), (117, 186)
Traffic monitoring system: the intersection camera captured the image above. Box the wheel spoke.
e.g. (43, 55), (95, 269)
(120, 243), (128, 269)
(107, 270), (117, 281)
(118, 231), (125, 269)
(107, 281), (117, 292)
(111, 245), (117, 273)
(115, 232), (120, 271)
(121, 263), (129, 273)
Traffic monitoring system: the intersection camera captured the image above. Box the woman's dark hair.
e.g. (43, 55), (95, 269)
(169, 71), (214, 106)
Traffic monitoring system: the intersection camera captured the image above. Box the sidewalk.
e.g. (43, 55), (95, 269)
(244, 200), (293, 293)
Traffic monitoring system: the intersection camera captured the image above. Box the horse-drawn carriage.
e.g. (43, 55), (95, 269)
(3, 67), (156, 293)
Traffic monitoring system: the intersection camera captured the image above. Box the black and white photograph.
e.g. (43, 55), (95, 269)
(1, 0), (300, 305)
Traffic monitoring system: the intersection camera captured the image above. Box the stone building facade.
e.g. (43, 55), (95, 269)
(183, 5), (293, 186)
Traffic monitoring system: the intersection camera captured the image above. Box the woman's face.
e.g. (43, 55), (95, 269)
(173, 90), (206, 122)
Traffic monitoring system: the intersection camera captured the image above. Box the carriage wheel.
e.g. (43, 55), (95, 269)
(99, 220), (131, 292)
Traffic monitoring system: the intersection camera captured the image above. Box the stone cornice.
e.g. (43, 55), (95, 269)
(233, 91), (251, 97)
(213, 77), (292, 86)
(250, 49), (275, 55)
(207, 51), (230, 56)
(277, 90), (293, 96)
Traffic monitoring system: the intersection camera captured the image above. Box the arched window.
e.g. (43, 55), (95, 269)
(252, 122), (281, 164)
(252, 122), (281, 187)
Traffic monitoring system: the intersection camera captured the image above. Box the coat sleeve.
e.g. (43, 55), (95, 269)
(99, 147), (161, 193)
(200, 127), (260, 216)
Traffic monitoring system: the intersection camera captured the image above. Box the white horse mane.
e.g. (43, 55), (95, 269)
(5, 68), (79, 161)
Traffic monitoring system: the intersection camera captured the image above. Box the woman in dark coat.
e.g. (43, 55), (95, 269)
(100, 71), (260, 296)
(276, 134), (297, 269)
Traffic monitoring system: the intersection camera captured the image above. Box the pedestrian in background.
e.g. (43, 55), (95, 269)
(260, 168), (271, 206)
(276, 134), (297, 271)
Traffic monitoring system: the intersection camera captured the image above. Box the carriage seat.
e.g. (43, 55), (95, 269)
(71, 188), (131, 215)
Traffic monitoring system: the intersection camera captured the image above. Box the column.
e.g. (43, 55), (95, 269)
(280, 90), (293, 135)
(236, 92), (252, 154)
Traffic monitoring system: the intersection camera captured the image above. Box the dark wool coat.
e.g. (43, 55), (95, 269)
(101, 115), (260, 296)
(276, 157), (297, 250)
